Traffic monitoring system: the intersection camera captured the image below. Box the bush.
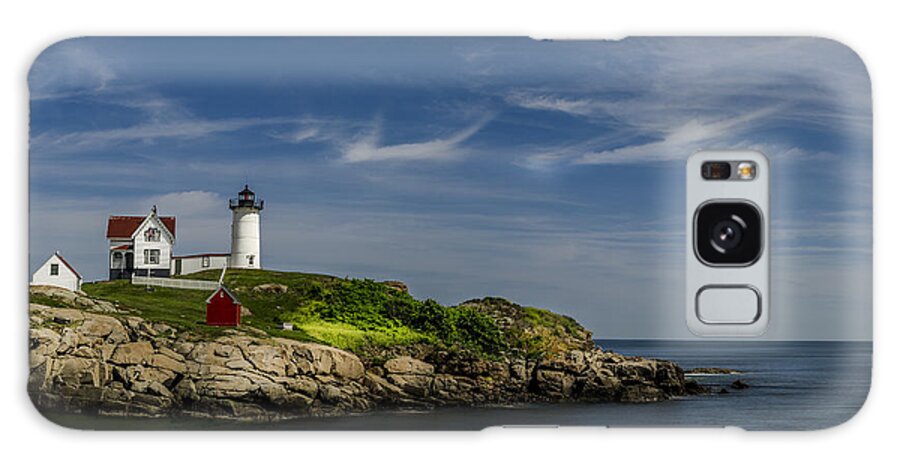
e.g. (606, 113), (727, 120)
(284, 279), (506, 356)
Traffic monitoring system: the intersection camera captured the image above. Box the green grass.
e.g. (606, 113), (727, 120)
(81, 279), (321, 342)
(79, 269), (587, 359)
(294, 320), (432, 352)
(82, 270), (506, 354)
(82, 280), (239, 338)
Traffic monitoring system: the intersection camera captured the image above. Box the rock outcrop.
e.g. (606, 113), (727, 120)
(28, 287), (697, 421)
(730, 379), (750, 390)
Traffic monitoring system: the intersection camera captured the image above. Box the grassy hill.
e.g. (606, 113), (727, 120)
(80, 269), (592, 360)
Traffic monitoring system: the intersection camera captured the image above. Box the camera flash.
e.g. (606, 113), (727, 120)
(737, 162), (757, 180)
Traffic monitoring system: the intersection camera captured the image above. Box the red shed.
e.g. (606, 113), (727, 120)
(206, 286), (242, 326)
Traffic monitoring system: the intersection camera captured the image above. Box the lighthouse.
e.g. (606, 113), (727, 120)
(229, 185), (264, 269)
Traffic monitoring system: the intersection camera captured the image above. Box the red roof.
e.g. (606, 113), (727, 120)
(206, 286), (241, 304)
(54, 252), (82, 279)
(106, 215), (176, 239)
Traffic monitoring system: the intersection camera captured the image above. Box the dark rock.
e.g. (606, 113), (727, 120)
(619, 384), (667, 403)
(684, 380), (710, 395)
(731, 379), (750, 389)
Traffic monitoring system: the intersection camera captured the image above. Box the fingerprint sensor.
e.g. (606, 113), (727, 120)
(696, 286), (761, 324)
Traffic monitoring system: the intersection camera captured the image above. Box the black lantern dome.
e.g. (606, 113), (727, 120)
(229, 184), (264, 210)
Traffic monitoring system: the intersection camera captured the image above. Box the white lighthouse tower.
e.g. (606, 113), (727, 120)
(229, 185), (264, 269)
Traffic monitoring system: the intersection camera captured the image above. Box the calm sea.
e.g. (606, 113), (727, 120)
(45, 340), (871, 431)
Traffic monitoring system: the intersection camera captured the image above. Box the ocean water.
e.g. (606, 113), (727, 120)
(45, 340), (871, 431)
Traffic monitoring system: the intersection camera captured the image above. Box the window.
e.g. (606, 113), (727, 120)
(144, 249), (160, 265)
(247, 255), (255, 266)
(144, 227), (160, 242)
(111, 251), (123, 268)
(50, 264), (59, 276)
(202, 256), (210, 268)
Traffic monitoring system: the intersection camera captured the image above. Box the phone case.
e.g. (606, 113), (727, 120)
(27, 37), (872, 431)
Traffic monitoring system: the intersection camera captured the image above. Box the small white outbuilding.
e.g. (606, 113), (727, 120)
(31, 251), (82, 292)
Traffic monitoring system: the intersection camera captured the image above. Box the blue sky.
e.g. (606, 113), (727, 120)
(28, 37), (872, 340)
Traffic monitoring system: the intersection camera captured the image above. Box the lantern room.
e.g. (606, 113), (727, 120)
(229, 184), (264, 211)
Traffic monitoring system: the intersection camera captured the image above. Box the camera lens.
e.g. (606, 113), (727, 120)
(695, 202), (762, 266)
(710, 218), (743, 251)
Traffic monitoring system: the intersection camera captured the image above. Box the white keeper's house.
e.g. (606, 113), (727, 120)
(31, 251), (83, 292)
(107, 185), (264, 280)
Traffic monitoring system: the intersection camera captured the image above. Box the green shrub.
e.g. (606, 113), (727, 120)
(282, 279), (506, 356)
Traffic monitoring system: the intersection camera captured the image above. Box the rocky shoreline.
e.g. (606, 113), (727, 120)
(29, 287), (704, 422)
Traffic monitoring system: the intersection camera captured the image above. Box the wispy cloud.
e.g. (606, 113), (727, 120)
(340, 116), (492, 163)
(574, 107), (780, 165)
(508, 106), (783, 169)
(30, 40), (118, 100)
(268, 123), (349, 146)
(115, 95), (195, 121)
(284, 127), (320, 143)
(505, 92), (596, 116)
(32, 116), (298, 154)
(500, 39), (870, 170)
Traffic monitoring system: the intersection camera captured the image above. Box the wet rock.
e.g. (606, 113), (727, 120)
(684, 380), (710, 395)
(578, 373), (620, 401)
(731, 379), (750, 389)
(619, 384), (666, 403)
(533, 368), (575, 398)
